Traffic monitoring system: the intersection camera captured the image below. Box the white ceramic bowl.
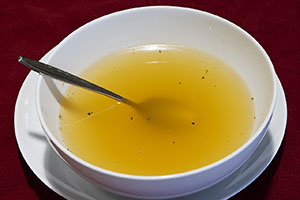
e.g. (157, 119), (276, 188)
(36, 6), (277, 199)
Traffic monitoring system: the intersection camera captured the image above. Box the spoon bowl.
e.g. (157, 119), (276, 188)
(134, 97), (196, 129)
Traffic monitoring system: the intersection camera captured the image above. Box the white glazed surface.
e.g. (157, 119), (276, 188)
(35, 6), (277, 199)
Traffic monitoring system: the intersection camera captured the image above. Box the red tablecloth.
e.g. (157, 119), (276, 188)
(1, 0), (299, 199)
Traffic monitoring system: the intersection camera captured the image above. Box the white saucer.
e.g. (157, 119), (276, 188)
(14, 49), (287, 200)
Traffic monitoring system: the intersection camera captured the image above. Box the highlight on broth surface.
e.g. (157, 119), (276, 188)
(59, 44), (255, 176)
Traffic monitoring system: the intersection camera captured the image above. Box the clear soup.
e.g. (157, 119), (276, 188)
(59, 44), (255, 176)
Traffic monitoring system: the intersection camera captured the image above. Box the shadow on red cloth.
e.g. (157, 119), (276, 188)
(232, 139), (285, 200)
(18, 150), (65, 200)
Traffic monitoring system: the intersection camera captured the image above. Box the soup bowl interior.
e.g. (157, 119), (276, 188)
(36, 6), (277, 199)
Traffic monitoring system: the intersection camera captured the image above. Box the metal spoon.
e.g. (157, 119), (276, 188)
(18, 56), (193, 128)
(18, 56), (127, 102)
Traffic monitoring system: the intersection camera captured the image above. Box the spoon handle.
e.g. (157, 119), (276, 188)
(18, 56), (125, 102)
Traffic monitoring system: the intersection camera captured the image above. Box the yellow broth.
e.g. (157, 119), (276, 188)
(59, 44), (255, 176)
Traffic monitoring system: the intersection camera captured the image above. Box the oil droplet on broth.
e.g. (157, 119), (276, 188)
(59, 44), (255, 176)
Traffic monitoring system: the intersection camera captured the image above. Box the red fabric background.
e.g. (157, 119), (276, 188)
(1, 0), (299, 199)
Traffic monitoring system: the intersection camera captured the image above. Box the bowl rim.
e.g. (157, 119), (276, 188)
(36, 5), (278, 181)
